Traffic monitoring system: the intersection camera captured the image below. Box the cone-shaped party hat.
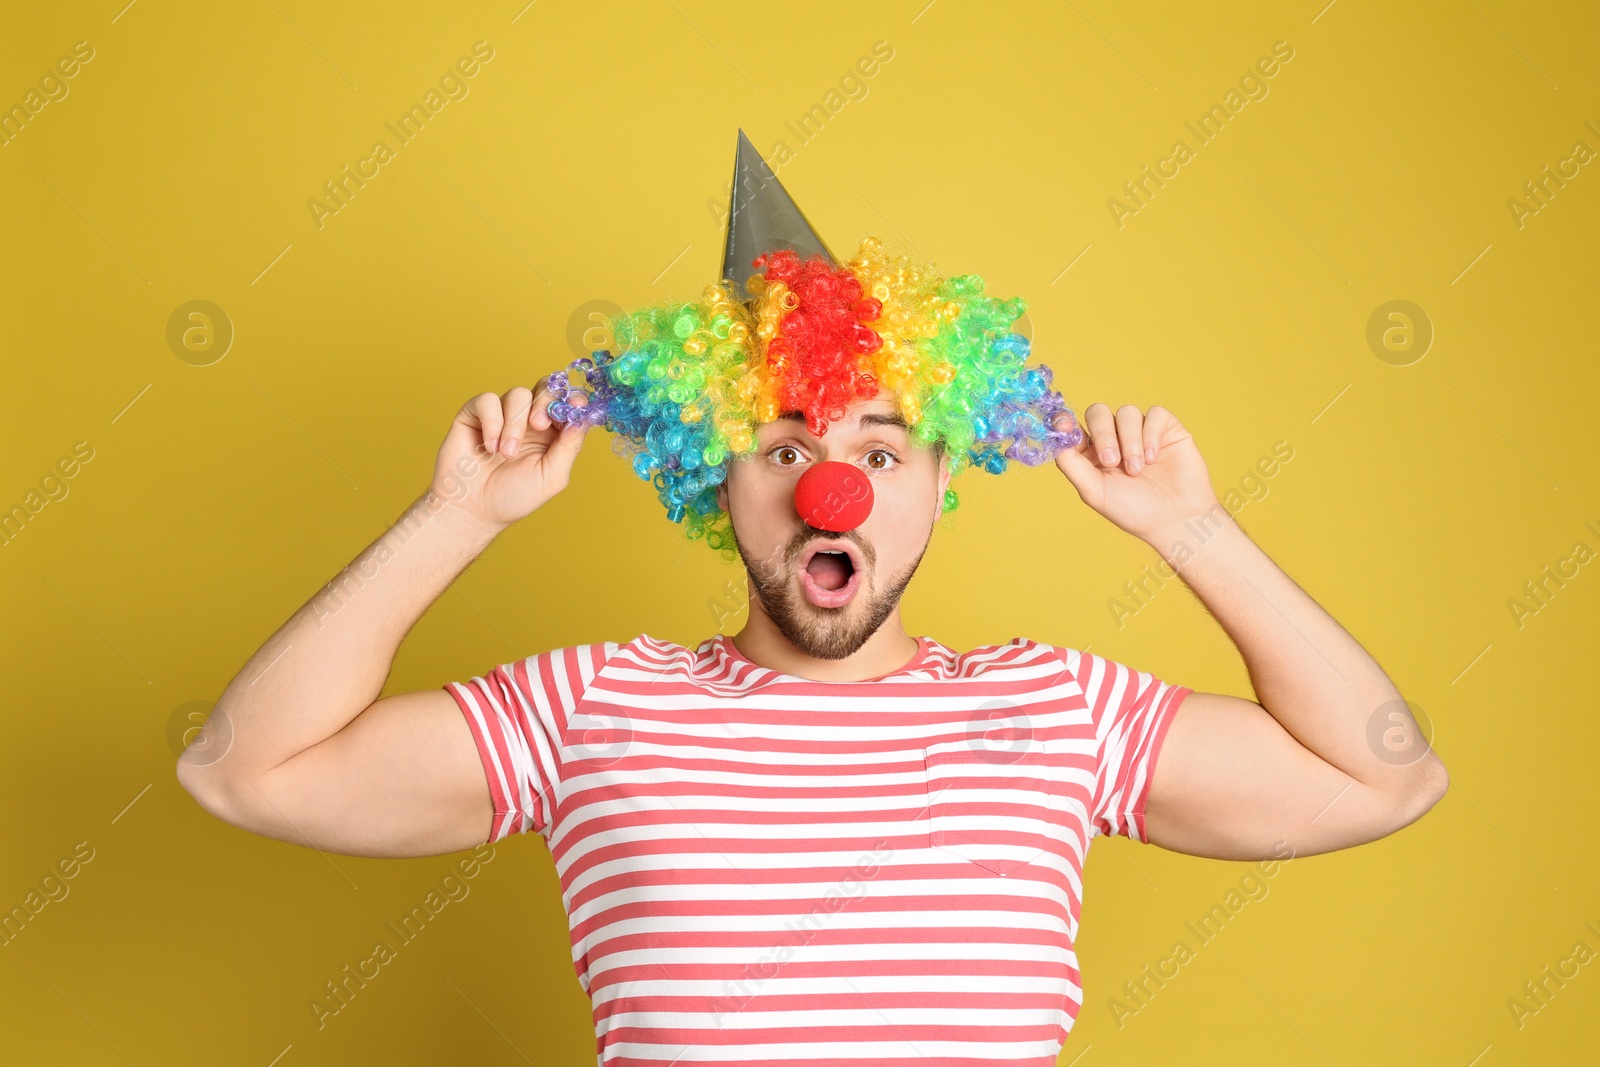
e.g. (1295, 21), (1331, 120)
(721, 128), (836, 301)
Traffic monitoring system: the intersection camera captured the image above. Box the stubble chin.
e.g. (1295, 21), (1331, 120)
(735, 537), (925, 661)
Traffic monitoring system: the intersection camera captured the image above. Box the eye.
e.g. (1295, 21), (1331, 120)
(770, 445), (804, 466)
(864, 448), (899, 470)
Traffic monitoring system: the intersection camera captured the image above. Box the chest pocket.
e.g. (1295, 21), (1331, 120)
(923, 740), (1059, 877)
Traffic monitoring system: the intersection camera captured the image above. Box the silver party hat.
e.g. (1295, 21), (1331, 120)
(721, 128), (836, 301)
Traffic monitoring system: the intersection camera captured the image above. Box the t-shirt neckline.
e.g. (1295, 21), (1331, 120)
(711, 633), (935, 682)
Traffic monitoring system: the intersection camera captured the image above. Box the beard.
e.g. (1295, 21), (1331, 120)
(730, 521), (933, 661)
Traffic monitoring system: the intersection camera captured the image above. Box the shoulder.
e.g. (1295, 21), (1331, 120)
(492, 637), (643, 694)
(610, 633), (703, 668)
(931, 636), (1075, 681)
(948, 638), (1166, 698)
(566, 633), (716, 684)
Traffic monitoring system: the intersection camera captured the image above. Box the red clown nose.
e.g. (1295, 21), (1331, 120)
(793, 461), (874, 532)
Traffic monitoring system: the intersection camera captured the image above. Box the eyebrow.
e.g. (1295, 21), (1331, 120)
(773, 410), (910, 432)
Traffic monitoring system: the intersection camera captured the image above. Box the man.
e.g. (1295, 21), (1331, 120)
(178, 134), (1447, 1062)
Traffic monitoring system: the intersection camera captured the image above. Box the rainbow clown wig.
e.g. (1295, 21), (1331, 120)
(544, 131), (1084, 561)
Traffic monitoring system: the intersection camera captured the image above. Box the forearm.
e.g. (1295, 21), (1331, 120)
(1145, 506), (1441, 795)
(183, 489), (499, 787)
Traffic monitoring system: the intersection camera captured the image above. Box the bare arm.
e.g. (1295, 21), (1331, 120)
(178, 380), (590, 858)
(1138, 517), (1447, 860)
(1056, 403), (1447, 861)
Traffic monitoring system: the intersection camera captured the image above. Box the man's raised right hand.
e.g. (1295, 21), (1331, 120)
(429, 376), (591, 535)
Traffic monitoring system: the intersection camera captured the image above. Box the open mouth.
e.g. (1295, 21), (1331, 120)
(797, 541), (862, 609)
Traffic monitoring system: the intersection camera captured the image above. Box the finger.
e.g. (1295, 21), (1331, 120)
(1142, 405), (1173, 465)
(1114, 404), (1144, 474)
(1081, 403), (1117, 467)
(467, 392), (504, 456)
(529, 374), (555, 432)
(498, 386), (534, 457)
(539, 419), (591, 493)
(1053, 417), (1103, 503)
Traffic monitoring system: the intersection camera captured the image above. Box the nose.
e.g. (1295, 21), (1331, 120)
(793, 461), (874, 532)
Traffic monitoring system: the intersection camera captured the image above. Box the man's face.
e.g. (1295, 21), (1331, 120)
(715, 396), (951, 660)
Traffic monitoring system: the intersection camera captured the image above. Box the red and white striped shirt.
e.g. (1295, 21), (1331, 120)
(446, 633), (1190, 1066)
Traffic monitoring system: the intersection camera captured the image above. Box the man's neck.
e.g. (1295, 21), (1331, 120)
(729, 611), (921, 682)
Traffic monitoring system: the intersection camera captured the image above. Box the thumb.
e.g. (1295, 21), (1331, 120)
(539, 421), (591, 487)
(1054, 437), (1104, 507)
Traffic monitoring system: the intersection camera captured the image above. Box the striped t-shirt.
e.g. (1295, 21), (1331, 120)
(446, 632), (1190, 1066)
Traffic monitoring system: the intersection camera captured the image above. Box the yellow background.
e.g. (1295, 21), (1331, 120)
(3, 0), (1597, 1063)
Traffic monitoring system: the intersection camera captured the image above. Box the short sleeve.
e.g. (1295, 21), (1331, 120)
(1069, 648), (1192, 843)
(445, 642), (620, 844)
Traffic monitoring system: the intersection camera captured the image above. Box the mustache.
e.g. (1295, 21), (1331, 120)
(787, 529), (874, 569)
